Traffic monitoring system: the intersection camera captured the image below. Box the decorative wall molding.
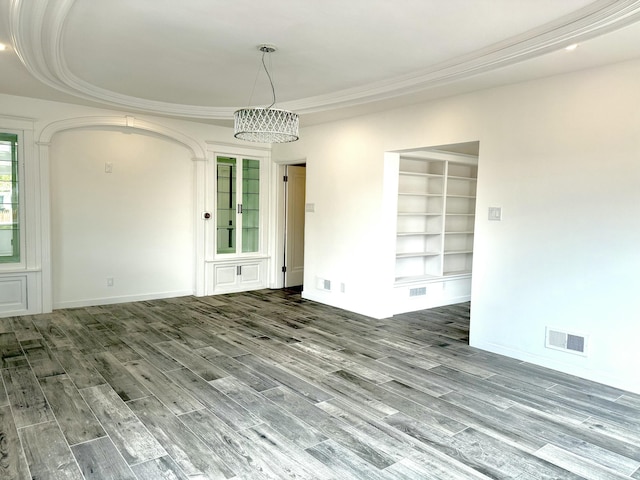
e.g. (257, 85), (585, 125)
(10, 0), (640, 119)
(38, 115), (207, 160)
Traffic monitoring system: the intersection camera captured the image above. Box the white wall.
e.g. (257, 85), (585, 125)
(50, 129), (195, 307)
(273, 59), (640, 394)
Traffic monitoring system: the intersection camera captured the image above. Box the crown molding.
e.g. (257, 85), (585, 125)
(10, 0), (640, 120)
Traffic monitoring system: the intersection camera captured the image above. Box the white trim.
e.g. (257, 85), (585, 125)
(10, 0), (640, 118)
(53, 289), (193, 310)
(470, 340), (640, 396)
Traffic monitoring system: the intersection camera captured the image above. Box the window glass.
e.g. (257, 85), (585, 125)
(0, 133), (19, 263)
(216, 156), (236, 254)
(241, 159), (259, 253)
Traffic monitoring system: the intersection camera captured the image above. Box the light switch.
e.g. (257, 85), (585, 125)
(305, 203), (315, 212)
(105, 162), (113, 174)
(488, 206), (502, 221)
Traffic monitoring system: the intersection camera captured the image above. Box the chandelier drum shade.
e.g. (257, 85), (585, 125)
(234, 45), (299, 144)
(234, 107), (299, 143)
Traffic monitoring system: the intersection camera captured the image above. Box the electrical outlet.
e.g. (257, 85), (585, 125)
(105, 162), (113, 173)
(106, 277), (114, 287)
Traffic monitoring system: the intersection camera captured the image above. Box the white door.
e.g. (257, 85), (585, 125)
(284, 165), (306, 287)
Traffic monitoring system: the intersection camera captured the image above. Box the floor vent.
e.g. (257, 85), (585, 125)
(409, 287), (427, 297)
(546, 328), (588, 356)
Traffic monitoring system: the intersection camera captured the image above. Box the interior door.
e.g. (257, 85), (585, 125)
(284, 165), (306, 287)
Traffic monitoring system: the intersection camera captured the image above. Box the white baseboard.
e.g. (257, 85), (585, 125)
(301, 290), (394, 320)
(470, 340), (640, 396)
(53, 290), (194, 310)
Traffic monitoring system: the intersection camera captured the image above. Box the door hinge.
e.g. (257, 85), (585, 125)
(281, 266), (287, 273)
(283, 175), (288, 182)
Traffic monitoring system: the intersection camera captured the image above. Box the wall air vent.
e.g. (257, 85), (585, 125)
(409, 287), (427, 297)
(545, 328), (588, 356)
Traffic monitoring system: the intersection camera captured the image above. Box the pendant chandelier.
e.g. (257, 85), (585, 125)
(234, 45), (299, 143)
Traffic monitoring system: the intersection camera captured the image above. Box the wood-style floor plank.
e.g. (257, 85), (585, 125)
(71, 437), (136, 480)
(164, 367), (260, 430)
(263, 385), (400, 469)
(123, 358), (205, 415)
(127, 395), (235, 479)
(212, 376), (328, 449)
(0, 405), (30, 480)
(0, 332), (25, 368)
(155, 340), (228, 381)
(2, 365), (54, 427)
(54, 347), (107, 389)
(19, 421), (84, 480)
(130, 456), (189, 480)
(39, 375), (106, 445)
(79, 384), (167, 465)
(89, 351), (150, 402)
(195, 347), (280, 391)
(306, 439), (389, 480)
(534, 443), (630, 480)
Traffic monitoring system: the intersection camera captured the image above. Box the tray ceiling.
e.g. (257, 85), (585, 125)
(2, 0), (640, 125)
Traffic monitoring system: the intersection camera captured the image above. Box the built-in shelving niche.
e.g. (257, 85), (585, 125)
(390, 141), (479, 314)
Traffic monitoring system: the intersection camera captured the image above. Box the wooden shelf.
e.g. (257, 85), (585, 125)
(397, 212), (442, 216)
(396, 251), (441, 258)
(397, 232), (442, 236)
(399, 171), (443, 178)
(443, 270), (472, 277)
(394, 274), (443, 284)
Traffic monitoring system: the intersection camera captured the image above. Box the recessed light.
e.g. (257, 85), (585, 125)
(0, 43), (7, 51)
(565, 44), (579, 51)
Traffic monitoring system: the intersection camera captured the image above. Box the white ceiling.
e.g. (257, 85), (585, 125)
(2, 0), (640, 126)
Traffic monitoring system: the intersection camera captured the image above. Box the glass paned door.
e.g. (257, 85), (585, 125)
(215, 156), (260, 255)
(0, 133), (19, 263)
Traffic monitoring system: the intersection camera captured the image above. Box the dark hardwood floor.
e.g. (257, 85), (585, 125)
(1, 289), (639, 479)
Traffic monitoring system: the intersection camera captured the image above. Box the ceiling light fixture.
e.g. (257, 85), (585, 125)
(565, 43), (579, 51)
(234, 45), (299, 144)
(0, 44), (7, 51)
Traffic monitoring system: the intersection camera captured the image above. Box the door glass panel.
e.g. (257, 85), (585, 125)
(242, 159), (259, 253)
(216, 156), (236, 254)
(0, 133), (19, 263)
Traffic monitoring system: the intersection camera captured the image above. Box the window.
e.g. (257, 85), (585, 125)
(0, 133), (19, 263)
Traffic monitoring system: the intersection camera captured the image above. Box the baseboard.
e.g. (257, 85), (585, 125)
(470, 340), (640, 396)
(53, 290), (194, 310)
(301, 290), (394, 319)
(392, 294), (471, 315)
